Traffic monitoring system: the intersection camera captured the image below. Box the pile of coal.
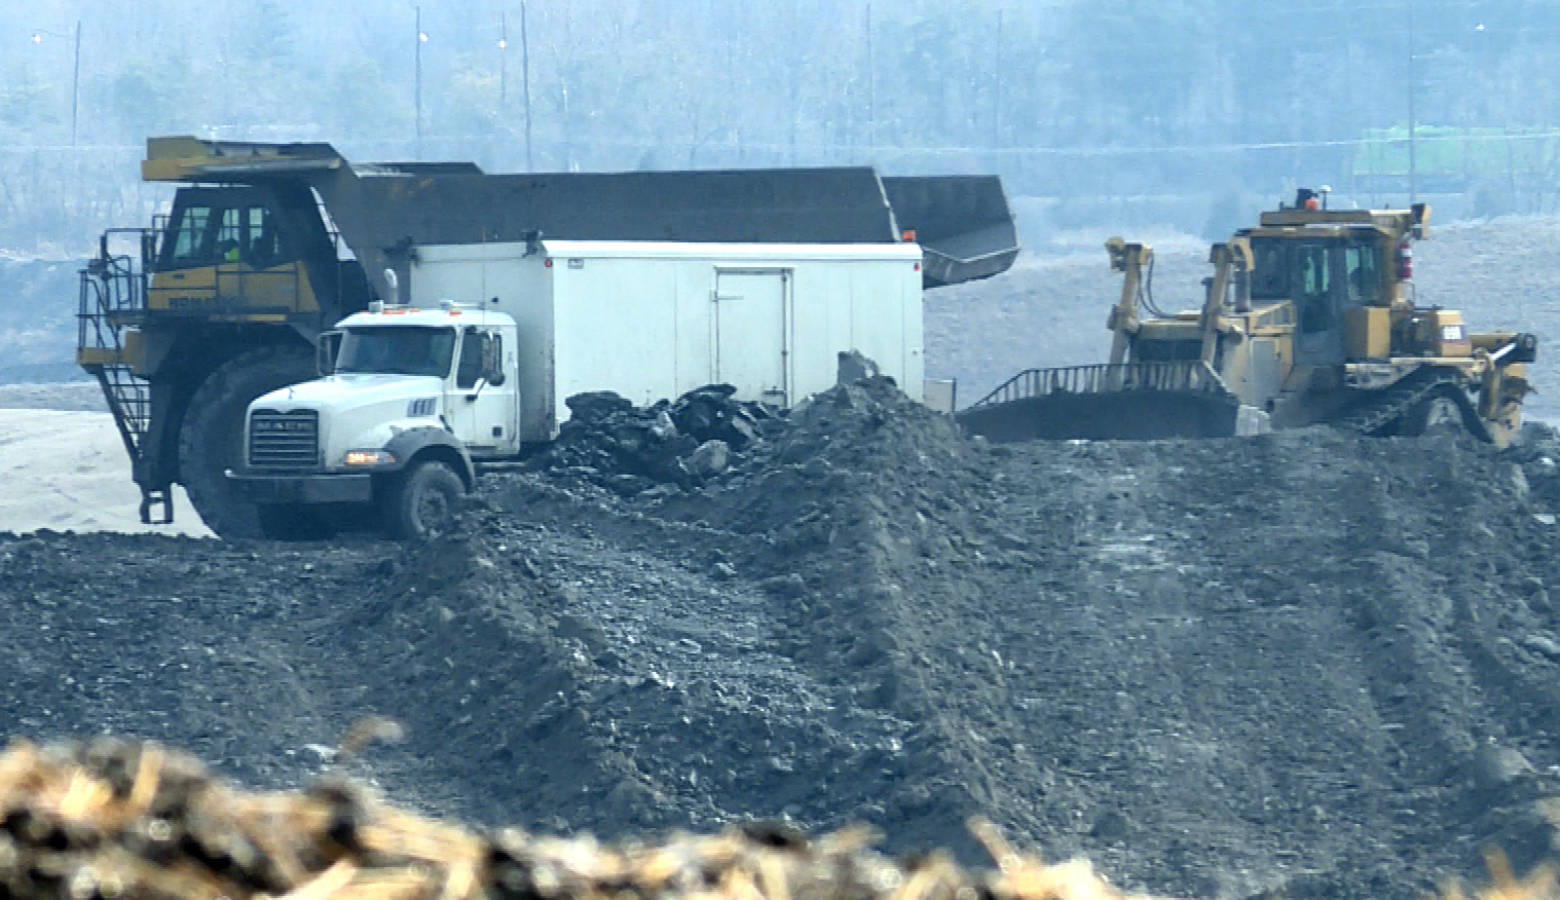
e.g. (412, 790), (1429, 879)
(1511, 422), (1560, 512)
(527, 385), (785, 494)
(0, 737), (1142, 900)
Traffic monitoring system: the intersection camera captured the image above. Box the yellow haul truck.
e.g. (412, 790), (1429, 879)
(78, 137), (1018, 538)
(959, 188), (1537, 445)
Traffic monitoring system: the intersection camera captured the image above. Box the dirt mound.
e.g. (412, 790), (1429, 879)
(4, 380), (1560, 897)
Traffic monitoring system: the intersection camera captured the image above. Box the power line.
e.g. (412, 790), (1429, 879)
(9, 128), (1560, 159)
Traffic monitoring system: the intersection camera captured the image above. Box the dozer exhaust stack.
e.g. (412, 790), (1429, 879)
(956, 362), (1248, 441)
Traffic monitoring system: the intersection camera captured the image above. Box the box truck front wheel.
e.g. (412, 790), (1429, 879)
(383, 460), (463, 540)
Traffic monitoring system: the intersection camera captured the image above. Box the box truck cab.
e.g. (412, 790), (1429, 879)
(230, 238), (927, 539)
(231, 302), (516, 539)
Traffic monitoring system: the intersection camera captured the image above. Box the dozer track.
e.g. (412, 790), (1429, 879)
(956, 361), (1245, 441)
(1326, 367), (1490, 441)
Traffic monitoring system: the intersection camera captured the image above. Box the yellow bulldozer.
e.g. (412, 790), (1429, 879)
(959, 188), (1537, 445)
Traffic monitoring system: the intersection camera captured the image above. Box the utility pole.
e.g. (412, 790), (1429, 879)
(70, 20), (80, 148)
(993, 9), (1003, 148)
(1407, 0), (1417, 203)
(415, 5), (425, 161)
(866, 2), (876, 154)
(29, 21), (80, 148)
(499, 10), (508, 105)
(520, 1), (533, 171)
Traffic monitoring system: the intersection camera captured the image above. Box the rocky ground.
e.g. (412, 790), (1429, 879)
(4, 377), (1560, 897)
(3, 217), (1560, 897)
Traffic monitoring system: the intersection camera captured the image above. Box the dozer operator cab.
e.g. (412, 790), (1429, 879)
(1246, 231), (1387, 367)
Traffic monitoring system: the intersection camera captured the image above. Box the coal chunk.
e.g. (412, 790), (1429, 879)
(534, 386), (787, 491)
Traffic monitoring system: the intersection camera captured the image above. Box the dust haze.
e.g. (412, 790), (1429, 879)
(4, 2), (1560, 898)
(5, 0), (1560, 253)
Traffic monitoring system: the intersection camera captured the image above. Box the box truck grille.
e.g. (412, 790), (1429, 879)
(248, 409), (319, 470)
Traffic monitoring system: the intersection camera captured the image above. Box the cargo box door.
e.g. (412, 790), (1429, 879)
(714, 269), (789, 405)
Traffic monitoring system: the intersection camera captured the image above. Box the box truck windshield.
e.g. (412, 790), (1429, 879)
(336, 326), (456, 377)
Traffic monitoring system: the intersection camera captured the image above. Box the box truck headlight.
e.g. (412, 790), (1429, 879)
(344, 450), (397, 468)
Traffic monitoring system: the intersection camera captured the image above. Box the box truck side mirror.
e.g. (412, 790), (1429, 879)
(483, 334), (506, 386)
(317, 330), (342, 376)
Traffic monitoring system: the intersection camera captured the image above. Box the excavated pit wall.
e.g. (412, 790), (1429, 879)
(3, 379), (1560, 897)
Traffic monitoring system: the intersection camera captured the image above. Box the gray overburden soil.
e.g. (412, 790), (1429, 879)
(5, 378), (1560, 897)
(4, 218), (1560, 896)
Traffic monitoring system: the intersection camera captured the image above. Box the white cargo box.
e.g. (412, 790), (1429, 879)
(408, 240), (925, 441)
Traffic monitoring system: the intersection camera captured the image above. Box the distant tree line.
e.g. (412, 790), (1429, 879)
(3, 0), (1558, 252)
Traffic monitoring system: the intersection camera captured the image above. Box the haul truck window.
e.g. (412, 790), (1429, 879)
(337, 326), (456, 377)
(164, 202), (279, 268)
(217, 208), (243, 262)
(244, 206), (281, 267)
(168, 206), (216, 264)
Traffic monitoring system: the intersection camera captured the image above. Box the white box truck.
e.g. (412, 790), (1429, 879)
(228, 239), (926, 538)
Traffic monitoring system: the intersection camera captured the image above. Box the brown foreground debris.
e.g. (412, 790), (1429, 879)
(1, 737), (1554, 900)
(0, 738), (1138, 900)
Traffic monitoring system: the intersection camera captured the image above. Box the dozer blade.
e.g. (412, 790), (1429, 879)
(956, 362), (1244, 441)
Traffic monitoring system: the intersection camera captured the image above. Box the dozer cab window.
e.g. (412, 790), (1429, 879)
(1249, 239), (1290, 300)
(337, 326), (456, 378)
(1291, 243), (1341, 334)
(1344, 242), (1380, 305)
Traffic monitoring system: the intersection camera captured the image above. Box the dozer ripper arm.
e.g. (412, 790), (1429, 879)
(1197, 238), (1253, 367)
(1105, 238), (1152, 365)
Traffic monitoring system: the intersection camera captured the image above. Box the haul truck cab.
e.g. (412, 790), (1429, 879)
(228, 302), (516, 539)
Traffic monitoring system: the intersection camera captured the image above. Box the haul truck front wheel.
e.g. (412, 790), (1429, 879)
(178, 345), (315, 539)
(383, 460), (464, 540)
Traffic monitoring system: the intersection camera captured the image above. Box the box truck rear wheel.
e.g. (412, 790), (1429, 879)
(384, 460), (463, 540)
(178, 345), (315, 539)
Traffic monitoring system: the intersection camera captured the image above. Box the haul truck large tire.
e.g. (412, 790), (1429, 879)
(178, 345), (315, 539)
